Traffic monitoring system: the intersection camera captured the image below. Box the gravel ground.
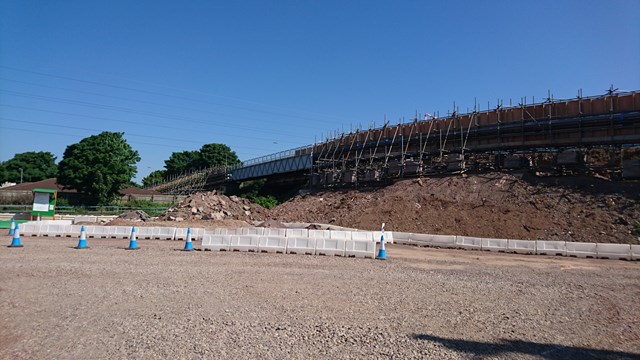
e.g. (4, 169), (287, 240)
(1, 236), (639, 359)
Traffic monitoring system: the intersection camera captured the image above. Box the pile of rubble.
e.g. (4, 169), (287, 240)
(116, 210), (150, 222)
(159, 191), (266, 222)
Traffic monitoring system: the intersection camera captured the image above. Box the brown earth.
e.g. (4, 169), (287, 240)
(268, 173), (640, 244)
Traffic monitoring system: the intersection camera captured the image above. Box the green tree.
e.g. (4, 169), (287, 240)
(2, 151), (57, 183)
(142, 169), (167, 187)
(0, 162), (8, 183)
(57, 132), (140, 205)
(197, 143), (240, 168)
(164, 150), (200, 176)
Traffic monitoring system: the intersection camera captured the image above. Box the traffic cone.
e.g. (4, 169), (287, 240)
(126, 227), (139, 250)
(9, 224), (23, 248)
(75, 226), (88, 249)
(9, 217), (16, 236)
(182, 228), (193, 251)
(376, 222), (387, 260)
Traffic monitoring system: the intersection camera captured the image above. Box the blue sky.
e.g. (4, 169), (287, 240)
(1, 0), (639, 182)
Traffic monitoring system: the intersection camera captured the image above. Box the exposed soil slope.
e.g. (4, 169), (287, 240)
(269, 173), (640, 244)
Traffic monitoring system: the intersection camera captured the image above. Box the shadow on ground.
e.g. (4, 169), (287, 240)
(413, 334), (640, 360)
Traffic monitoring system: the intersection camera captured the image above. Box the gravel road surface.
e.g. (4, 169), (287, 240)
(1, 237), (639, 359)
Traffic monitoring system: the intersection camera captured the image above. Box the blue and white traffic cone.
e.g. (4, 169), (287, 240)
(75, 226), (88, 249)
(376, 222), (387, 260)
(9, 217), (16, 236)
(183, 228), (193, 251)
(127, 227), (139, 250)
(9, 224), (23, 248)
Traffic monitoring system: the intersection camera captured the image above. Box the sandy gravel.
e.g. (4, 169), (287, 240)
(1, 236), (639, 359)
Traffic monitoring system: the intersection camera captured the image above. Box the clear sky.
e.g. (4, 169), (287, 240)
(1, 0), (639, 182)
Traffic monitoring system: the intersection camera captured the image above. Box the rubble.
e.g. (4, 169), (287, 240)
(158, 191), (267, 222)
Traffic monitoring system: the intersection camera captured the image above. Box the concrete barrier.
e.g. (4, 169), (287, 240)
(351, 231), (374, 242)
(230, 235), (259, 252)
(632, 245), (640, 261)
(308, 229), (331, 239)
(409, 233), (457, 248)
(40, 223), (70, 237)
(264, 228), (287, 237)
(258, 236), (287, 253)
(64, 225), (84, 237)
(241, 227), (265, 236)
(286, 237), (316, 255)
(154, 227), (176, 240)
(315, 238), (346, 256)
(175, 228), (205, 240)
(86, 226), (109, 238)
(596, 243), (631, 260)
(20, 222), (41, 237)
(135, 227), (155, 239)
(201, 235), (231, 251)
(565, 242), (597, 258)
(373, 231), (394, 244)
(391, 232), (414, 245)
(536, 241), (567, 256)
(507, 239), (536, 254)
(345, 240), (376, 258)
(108, 226), (133, 239)
(455, 236), (483, 250)
(481, 238), (509, 252)
(329, 230), (352, 241)
(285, 228), (308, 238)
(73, 215), (97, 223)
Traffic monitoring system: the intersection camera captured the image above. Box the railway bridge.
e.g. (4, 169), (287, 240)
(149, 90), (640, 194)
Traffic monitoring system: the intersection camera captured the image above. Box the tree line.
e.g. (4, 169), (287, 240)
(1, 131), (239, 205)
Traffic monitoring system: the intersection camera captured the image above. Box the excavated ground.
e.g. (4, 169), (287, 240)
(269, 173), (640, 244)
(1, 238), (638, 359)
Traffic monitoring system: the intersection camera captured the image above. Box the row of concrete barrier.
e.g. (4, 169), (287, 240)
(13, 221), (640, 261)
(201, 235), (377, 258)
(394, 233), (640, 261)
(16, 222), (392, 243)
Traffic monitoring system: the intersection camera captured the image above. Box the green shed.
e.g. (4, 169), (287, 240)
(31, 188), (57, 220)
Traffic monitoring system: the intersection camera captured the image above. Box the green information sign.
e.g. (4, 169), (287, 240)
(31, 188), (57, 219)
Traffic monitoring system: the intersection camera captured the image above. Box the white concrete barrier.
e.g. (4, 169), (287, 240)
(391, 232), (414, 245)
(86, 225), (109, 238)
(285, 228), (309, 238)
(258, 236), (287, 253)
(135, 227), (155, 239)
(565, 242), (597, 258)
(241, 227), (265, 236)
(351, 231), (374, 242)
(64, 225), (84, 237)
(315, 238), (346, 256)
(286, 237), (316, 255)
(409, 233), (457, 248)
(108, 226), (133, 239)
(596, 243), (631, 260)
(345, 240), (376, 258)
(631, 245), (640, 261)
(175, 228), (205, 240)
(536, 241), (567, 256)
(374, 231), (394, 244)
(73, 215), (97, 223)
(230, 235), (259, 252)
(20, 222), (41, 237)
(154, 227), (176, 240)
(481, 238), (509, 252)
(308, 229), (331, 239)
(201, 235), (231, 251)
(507, 239), (536, 254)
(264, 228), (287, 237)
(455, 236), (483, 250)
(40, 223), (70, 237)
(329, 230), (352, 241)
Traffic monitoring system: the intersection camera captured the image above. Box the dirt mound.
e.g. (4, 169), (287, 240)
(256, 219), (286, 228)
(116, 210), (150, 222)
(159, 191), (267, 222)
(268, 173), (640, 244)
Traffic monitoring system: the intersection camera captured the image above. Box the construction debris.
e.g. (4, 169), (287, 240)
(159, 191), (267, 222)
